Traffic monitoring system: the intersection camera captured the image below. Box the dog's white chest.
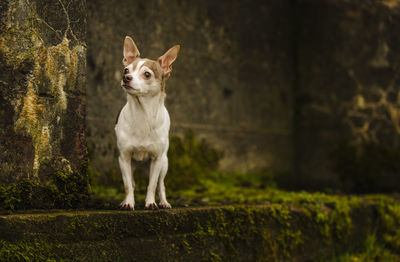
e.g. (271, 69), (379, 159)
(115, 100), (170, 161)
(120, 128), (166, 161)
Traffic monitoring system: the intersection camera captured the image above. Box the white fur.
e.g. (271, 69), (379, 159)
(115, 61), (171, 210)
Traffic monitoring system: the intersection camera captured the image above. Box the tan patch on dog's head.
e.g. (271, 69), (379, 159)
(141, 59), (163, 80)
(125, 59), (162, 79)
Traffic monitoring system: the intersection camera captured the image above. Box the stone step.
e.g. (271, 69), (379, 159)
(0, 203), (396, 261)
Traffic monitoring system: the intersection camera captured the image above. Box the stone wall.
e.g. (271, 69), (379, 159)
(294, 0), (400, 189)
(0, 0), (89, 207)
(86, 0), (295, 175)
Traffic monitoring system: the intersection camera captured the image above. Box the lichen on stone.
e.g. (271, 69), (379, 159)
(0, 0), (86, 178)
(0, 0), (88, 209)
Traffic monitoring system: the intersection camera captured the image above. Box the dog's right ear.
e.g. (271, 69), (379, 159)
(123, 36), (140, 66)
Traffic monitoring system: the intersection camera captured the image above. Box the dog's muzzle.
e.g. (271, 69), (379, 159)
(123, 75), (132, 84)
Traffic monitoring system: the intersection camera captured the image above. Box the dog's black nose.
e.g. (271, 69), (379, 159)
(123, 75), (132, 83)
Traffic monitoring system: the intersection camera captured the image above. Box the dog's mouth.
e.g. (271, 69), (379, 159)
(122, 84), (135, 91)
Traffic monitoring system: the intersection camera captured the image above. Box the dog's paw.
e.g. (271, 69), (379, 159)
(120, 199), (135, 211)
(144, 202), (159, 210)
(159, 201), (172, 209)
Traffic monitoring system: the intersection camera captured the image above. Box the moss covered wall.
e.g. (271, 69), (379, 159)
(0, 0), (89, 208)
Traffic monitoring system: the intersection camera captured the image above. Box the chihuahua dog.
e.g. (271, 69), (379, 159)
(115, 36), (180, 210)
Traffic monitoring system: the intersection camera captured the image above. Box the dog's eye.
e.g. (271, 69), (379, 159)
(144, 72), (151, 79)
(124, 68), (129, 74)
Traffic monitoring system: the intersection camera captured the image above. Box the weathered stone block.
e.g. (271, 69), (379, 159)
(0, 198), (399, 261)
(0, 0), (89, 209)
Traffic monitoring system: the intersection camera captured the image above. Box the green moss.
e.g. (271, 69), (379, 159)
(0, 179), (57, 210)
(264, 204), (304, 259)
(0, 166), (89, 211)
(0, 239), (60, 262)
(167, 130), (223, 190)
(329, 235), (400, 262)
(375, 198), (400, 251)
(0, 201), (399, 261)
(171, 205), (301, 261)
(168, 181), (400, 259)
(209, 251), (223, 262)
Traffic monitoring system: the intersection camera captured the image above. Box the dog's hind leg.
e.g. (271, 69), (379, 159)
(119, 153), (135, 210)
(158, 155), (171, 209)
(145, 156), (164, 210)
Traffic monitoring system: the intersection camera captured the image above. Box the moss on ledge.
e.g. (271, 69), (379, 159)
(0, 195), (399, 261)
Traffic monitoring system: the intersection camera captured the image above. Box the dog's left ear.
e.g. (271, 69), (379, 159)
(158, 45), (180, 78)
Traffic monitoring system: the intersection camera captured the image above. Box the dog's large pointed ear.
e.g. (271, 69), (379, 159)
(157, 45), (180, 78)
(123, 36), (140, 66)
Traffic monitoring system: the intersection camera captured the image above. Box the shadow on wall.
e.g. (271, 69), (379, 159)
(332, 142), (400, 193)
(293, 0), (400, 190)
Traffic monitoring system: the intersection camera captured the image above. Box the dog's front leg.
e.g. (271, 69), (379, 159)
(158, 155), (171, 209)
(145, 157), (163, 210)
(119, 152), (135, 210)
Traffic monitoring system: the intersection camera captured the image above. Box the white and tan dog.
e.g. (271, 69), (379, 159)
(115, 36), (180, 210)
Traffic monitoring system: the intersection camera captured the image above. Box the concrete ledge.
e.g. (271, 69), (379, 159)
(0, 202), (398, 261)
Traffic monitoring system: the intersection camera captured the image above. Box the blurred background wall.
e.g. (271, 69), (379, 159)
(86, 0), (295, 176)
(294, 0), (400, 191)
(86, 0), (400, 191)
